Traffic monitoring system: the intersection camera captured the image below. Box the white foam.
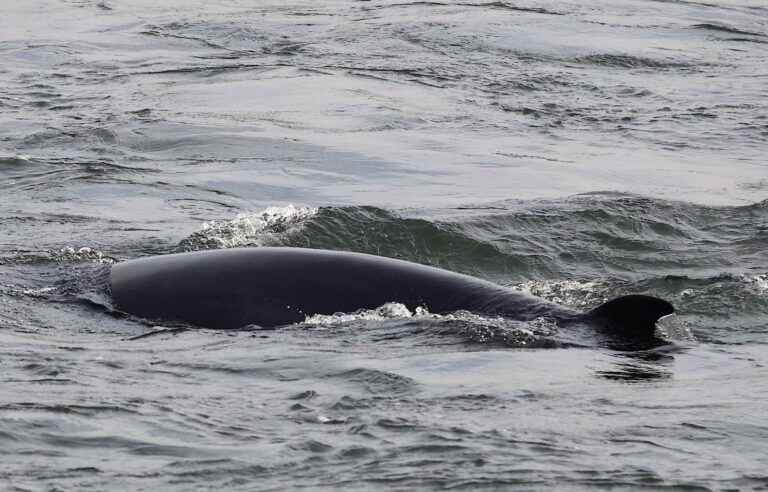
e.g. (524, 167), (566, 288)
(742, 274), (768, 293)
(455, 314), (559, 345)
(656, 314), (696, 342)
(189, 205), (318, 249)
(303, 302), (423, 326)
(21, 287), (57, 297)
(509, 279), (606, 308)
(302, 302), (559, 347)
(55, 246), (114, 264)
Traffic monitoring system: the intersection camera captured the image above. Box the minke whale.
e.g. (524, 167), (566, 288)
(110, 247), (674, 347)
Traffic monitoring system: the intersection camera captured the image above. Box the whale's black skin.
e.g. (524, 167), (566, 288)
(110, 247), (674, 345)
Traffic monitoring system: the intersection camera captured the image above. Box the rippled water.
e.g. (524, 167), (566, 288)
(2, 0), (767, 490)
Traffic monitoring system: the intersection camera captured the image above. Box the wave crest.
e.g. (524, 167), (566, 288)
(178, 205), (318, 251)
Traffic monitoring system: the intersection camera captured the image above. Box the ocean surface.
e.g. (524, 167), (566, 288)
(1, 0), (767, 490)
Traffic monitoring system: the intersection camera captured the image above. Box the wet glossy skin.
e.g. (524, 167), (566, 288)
(111, 247), (577, 329)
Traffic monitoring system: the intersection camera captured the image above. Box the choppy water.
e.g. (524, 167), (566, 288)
(2, 0), (767, 490)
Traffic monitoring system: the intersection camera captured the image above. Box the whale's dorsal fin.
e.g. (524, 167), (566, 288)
(585, 295), (675, 339)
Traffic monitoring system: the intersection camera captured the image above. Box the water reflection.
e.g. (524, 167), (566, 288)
(595, 346), (683, 382)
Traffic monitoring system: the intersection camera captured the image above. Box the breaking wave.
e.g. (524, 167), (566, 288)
(177, 205), (319, 251)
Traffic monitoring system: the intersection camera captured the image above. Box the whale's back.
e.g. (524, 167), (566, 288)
(110, 247), (515, 329)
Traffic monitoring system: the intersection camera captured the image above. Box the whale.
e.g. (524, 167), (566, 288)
(110, 247), (674, 347)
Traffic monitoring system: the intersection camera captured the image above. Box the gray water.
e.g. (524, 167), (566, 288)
(1, 0), (767, 490)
